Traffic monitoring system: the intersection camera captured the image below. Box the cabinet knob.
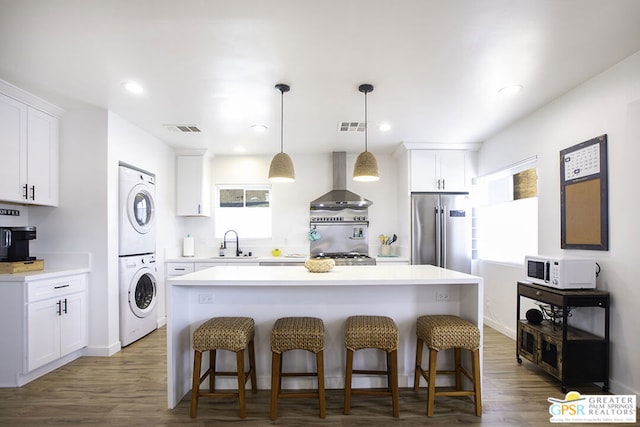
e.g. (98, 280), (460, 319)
(536, 291), (541, 296)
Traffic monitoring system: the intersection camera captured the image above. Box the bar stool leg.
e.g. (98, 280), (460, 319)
(190, 350), (202, 418)
(454, 348), (462, 390)
(414, 337), (424, 391)
(236, 349), (246, 418)
(344, 348), (354, 415)
(270, 351), (281, 421)
(472, 348), (482, 416)
(248, 339), (257, 393)
(209, 349), (216, 392)
(317, 350), (326, 418)
(389, 349), (399, 418)
(426, 348), (438, 416)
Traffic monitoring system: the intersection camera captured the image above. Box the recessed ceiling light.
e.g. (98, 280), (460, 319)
(234, 146), (247, 153)
(250, 124), (268, 133)
(498, 85), (523, 96)
(379, 122), (391, 132)
(122, 81), (144, 94)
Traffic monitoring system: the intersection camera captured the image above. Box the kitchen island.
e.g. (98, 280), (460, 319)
(166, 264), (483, 409)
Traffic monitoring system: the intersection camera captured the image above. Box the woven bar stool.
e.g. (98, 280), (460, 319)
(414, 314), (482, 416)
(190, 317), (257, 419)
(270, 316), (326, 420)
(344, 315), (399, 417)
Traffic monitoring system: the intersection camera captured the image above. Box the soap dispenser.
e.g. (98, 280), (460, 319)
(219, 242), (225, 257)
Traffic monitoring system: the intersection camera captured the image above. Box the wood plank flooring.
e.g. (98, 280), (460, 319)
(0, 326), (632, 426)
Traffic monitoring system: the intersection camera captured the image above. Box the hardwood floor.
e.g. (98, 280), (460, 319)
(0, 326), (631, 426)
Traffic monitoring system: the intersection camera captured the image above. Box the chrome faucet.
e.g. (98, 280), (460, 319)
(222, 229), (242, 257)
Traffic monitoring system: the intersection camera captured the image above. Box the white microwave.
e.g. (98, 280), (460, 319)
(524, 255), (596, 289)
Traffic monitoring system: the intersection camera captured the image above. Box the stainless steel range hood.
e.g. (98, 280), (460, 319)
(310, 152), (372, 209)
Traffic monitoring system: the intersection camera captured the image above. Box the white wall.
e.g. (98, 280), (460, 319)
(29, 109), (175, 356)
(174, 152), (401, 257)
(29, 109), (113, 353)
(477, 50), (640, 396)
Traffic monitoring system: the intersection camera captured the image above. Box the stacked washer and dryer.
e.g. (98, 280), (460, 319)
(118, 164), (158, 347)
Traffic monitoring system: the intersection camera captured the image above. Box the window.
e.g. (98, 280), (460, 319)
(473, 157), (538, 264)
(215, 185), (271, 238)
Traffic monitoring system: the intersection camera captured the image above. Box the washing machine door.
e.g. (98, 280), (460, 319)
(126, 183), (155, 234)
(128, 268), (157, 318)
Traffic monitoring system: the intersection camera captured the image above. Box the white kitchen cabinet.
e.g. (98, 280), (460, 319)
(27, 274), (88, 372)
(176, 154), (210, 216)
(0, 272), (88, 387)
(166, 260), (260, 277)
(410, 150), (469, 192)
(0, 92), (59, 206)
(166, 262), (195, 276)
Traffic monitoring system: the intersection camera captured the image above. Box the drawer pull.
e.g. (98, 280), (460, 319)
(54, 284), (70, 289)
(174, 268), (186, 271)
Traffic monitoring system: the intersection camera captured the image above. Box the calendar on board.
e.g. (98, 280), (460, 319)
(560, 135), (608, 251)
(563, 143), (601, 182)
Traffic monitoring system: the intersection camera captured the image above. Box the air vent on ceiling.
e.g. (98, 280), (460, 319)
(338, 121), (365, 132)
(163, 124), (201, 133)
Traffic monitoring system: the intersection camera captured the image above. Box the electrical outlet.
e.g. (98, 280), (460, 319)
(436, 291), (450, 302)
(198, 294), (215, 304)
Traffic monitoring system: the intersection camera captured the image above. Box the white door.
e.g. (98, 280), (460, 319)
(128, 269), (157, 318)
(27, 298), (61, 371)
(0, 93), (27, 203)
(60, 292), (87, 356)
(126, 184), (155, 234)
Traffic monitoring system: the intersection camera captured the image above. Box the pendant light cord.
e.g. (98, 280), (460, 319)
(364, 90), (368, 152)
(280, 88), (284, 153)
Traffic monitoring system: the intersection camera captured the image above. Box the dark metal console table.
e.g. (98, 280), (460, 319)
(516, 281), (609, 392)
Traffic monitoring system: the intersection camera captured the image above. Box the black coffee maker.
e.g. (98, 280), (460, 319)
(0, 226), (37, 262)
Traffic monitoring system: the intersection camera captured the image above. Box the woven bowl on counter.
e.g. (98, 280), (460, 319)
(304, 258), (335, 273)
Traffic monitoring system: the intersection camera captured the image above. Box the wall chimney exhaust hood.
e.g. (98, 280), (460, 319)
(310, 152), (372, 209)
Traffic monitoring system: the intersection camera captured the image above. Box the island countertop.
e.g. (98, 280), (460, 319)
(166, 264), (483, 409)
(168, 264), (479, 286)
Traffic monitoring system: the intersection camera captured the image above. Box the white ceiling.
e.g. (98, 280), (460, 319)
(2, 0), (640, 156)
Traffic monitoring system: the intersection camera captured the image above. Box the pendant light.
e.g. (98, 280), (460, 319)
(268, 83), (295, 182)
(353, 83), (380, 182)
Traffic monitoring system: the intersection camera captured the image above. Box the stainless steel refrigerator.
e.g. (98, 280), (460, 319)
(411, 193), (471, 273)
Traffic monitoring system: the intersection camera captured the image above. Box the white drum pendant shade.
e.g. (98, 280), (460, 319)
(353, 151), (379, 182)
(268, 152), (295, 182)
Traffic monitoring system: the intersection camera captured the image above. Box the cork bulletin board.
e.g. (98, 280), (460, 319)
(560, 134), (608, 250)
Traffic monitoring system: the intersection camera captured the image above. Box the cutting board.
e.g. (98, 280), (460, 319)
(0, 259), (44, 274)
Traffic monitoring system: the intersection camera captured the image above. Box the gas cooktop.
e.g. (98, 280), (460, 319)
(312, 252), (376, 266)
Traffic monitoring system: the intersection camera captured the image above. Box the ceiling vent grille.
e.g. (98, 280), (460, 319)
(338, 121), (365, 132)
(164, 124), (201, 133)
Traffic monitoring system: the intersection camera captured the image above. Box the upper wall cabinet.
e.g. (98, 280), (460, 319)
(0, 92), (59, 206)
(176, 154), (211, 216)
(410, 150), (472, 192)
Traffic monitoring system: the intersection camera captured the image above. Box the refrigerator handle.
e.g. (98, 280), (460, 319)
(435, 205), (442, 267)
(441, 205), (447, 268)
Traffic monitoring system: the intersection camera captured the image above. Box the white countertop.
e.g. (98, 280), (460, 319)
(0, 252), (91, 282)
(168, 264), (480, 286)
(0, 266), (91, 282)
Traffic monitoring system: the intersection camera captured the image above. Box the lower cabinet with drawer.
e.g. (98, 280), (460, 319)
(27, 275), (88, 371)
(516, 281), (610, 392)
(0, 272), (88, 387)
